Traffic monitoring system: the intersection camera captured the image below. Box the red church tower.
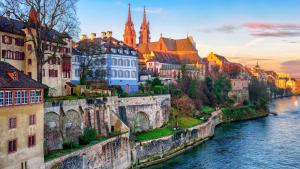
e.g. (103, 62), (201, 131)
(139, 6), (150, 44)
(123, 3), (136, 48)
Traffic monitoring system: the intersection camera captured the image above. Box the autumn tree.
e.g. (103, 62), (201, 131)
(0, 0), (79, 83)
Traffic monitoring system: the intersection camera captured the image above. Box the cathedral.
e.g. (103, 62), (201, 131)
(123, 4), (205, 80)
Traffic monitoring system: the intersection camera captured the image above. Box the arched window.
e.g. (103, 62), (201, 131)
(126, 59), (130, 66)
(118, 70), (123, 78)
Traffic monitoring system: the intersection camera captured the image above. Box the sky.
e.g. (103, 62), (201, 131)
(77, 0), (300, 78)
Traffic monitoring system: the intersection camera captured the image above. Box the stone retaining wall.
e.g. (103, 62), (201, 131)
(44, 133), (131, 169)
(132, 111), (222, 167)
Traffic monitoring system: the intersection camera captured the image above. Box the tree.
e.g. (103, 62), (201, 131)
(0, 0), (79, 83)
(213, 74), (232, 105)
(249, 78), (269, 109)
(76, 40), (106, 85)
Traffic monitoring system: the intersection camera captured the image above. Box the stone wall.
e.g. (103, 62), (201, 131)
(44, 95), (170, 152)
(132, 111), (222, 167)
(45, 133), (131, 169)
(118, 95), (170, 132)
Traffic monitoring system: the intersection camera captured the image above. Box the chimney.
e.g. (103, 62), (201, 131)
(107, 31), (112, 38)
(80, 34), (87, 40)
(90, 33), (96, 40)
(101, 32), (106, 39)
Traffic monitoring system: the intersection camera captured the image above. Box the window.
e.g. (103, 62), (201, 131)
(27, 44), (32, 51)
(131, 71), (136, 78)
(8, 139), (17, 153)
(118, 70), (123, 78)
(15, 38), (24, 46)
(30, 91), (35, 103)
(14, 91), (21, 105)
(131, 60), (136, 67)
(126, 60), (130, 66)
(30, 90), (41, 103)
(118, 59), (123, 66)
(9, 117), (17, 129)
(28, 72), (32, 78)
(112, 70), (117, 77)
(5, 91), (12, 105)
(21, 91), (28, 104)
(0, 91), (4, 106)
(21, 161), (27, 169)
(35, 90), (41, 103)
(28, 135), (36, 147)
(112, 58), (117, 66)
(2, 35), (12, 44)
(28, 59), (32, 65)
(42, 69), (45, 77)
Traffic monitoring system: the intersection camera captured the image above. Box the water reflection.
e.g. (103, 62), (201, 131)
(148, 96), (300, 169)
(269, 96), (300, 114)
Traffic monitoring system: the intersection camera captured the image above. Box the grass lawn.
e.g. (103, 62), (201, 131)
(201, 105), (215, 113)
(135, 128), (175, 142)
(178, 116), (202, 128)
(44, 137), (107, 162)
(135, 116), (203, 142)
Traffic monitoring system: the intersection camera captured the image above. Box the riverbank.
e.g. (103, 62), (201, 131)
(132, 108), (269, 168)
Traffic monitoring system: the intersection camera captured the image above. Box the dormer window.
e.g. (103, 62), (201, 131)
(111, 48), (117, 53)
(118, 49), (123, 54)
(124, 49), (129, 55)
(131, 51), (136, 55)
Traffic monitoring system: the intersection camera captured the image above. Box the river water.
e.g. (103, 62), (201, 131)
(148, 96), (300, 169)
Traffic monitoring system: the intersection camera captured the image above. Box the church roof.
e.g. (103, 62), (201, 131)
(0, 62), (47, 89)
(148, 51), (181, 64)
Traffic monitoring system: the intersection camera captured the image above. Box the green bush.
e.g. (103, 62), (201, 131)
(62, 139), (77, 149)
(153, 85), (167, 94)
(78, 128), (97, 145)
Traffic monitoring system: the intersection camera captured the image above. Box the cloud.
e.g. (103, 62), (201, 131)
(243, 22), (300, 30)
(200, 22), (300, 37)
(280, 60), (300, 78)
(200, 25), (238, 33)
(250, 31), (300, 37)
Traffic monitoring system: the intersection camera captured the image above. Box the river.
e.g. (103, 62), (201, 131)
(147, 96), (300, 169)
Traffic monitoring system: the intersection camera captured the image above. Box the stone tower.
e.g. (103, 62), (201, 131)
(139, 6), (150, 44)
(123, 3), (136, 48)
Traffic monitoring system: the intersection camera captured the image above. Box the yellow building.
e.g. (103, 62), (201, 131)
(0, 62), (46, 169)
(0, 11), (72, 97)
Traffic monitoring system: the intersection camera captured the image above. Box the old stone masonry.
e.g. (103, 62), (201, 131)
(44, 95), (171, 169)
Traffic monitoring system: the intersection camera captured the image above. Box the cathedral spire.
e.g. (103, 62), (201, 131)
(123, 3), (136, 48)
(142, 6), (147, 25)
(139, 6), (150, 45)
(127, 3), (132, 23)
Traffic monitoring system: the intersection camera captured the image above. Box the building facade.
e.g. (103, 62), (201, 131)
(73, 32), (139, 94)
(0, 10), (72, 97)
(0, 62), (46, 169)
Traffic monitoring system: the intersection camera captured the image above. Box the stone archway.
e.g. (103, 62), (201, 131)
(134, 111), (150, 132)
(63, 109), (83, 142)
(45, 111), (62, 151)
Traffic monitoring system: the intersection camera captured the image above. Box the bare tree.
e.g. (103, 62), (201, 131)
(76, 39), (107, 85)
(0, 0), (79, 83)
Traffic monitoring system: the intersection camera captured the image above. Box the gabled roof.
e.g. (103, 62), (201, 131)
(0, 62), (47, 89)
(75, 36), (137, 56)
(0, 16), (71, 40)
